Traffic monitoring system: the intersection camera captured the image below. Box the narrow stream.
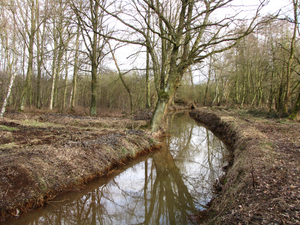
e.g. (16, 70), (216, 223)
(4, 112), (229, 225)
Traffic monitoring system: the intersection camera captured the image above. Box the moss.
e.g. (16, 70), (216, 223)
(239, 143), (247, 151)
(158, 90), (169, 100)
(0, 125), (17, 131)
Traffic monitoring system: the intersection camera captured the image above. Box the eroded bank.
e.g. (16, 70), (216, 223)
(0, 114), (160, 222)
(190, 108), (300, 224)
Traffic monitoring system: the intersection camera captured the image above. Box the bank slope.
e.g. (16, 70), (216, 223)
(0, 117), (159, 222)
(190, 108), (300, 225)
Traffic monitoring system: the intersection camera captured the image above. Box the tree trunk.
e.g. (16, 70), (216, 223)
(71, 28), (80, 111)
(150, 68), (182, 132)
(268, 71), (275, 111)
(36, 0), (43, 109)
(145, 5), (151, 108)
(289, 92), (300, 120)
(62, 52), (69, 111)
(276, 73), (285, 113)
(49, 20), (58, 111)
(235, 75), (239, 104)
(1, 73), (16, 117)
(212, 79), (219, 105)
(90, 61), (98, 116)
(90, 2), (99, 117)
(20, 0), (36, 111)
(203, 73), (211, 106)
(283, 0), (298, 114)
(146, 45), (151, 108)
(109, 42), (133, 126)
(150, 97), (168, 132)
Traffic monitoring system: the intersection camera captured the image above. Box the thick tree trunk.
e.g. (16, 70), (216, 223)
(283, 0), (298, 114)
(289, 92), (300, 120)
(150, 97), (168, 132)
(19, 0), (36, 111)
(150, 73), (181, 132)
(90, 63), (98, 116)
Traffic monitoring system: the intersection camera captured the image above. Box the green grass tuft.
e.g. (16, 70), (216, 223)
(0, 125), (17, 131)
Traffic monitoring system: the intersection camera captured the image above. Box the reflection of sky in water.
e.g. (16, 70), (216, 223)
(4, 112), (229, 225)
(167, 114), (228, 207)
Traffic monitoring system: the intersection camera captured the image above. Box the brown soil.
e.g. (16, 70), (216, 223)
(0, 111), (159, 222)
(190, 107), (300, 225)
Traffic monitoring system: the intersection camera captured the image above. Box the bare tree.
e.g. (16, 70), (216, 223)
(1, 72), (16, 117)
(49, 0), (73, 110)
(0, 0), (19, 116)
(36, 0), (49, 109)
(70, 0), (109, 116)
(283, 0), (298, 114)
(17, 0), (38, 111)
(70, 26), (81, 111)
(100, 0), (273, 131)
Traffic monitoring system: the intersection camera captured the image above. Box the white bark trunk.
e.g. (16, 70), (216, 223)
(1, 72), (16, 117)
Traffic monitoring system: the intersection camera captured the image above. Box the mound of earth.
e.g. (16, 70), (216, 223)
(0, 113), (159, 222)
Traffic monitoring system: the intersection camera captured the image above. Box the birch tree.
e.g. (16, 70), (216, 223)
(0, 72), (16, 117)
(0, 2), (18, 117)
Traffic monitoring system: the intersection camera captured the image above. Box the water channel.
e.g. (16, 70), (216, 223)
(4, 112), (229, 225)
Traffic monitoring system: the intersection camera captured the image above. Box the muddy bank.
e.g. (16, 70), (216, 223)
(0, 113), (159, 222)
(190, 108), (300, 225)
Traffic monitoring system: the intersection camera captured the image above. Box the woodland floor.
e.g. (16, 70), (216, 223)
(0, 110), (158, 222)
(190, 107), (300, 225)
(0, 107), (299, 224)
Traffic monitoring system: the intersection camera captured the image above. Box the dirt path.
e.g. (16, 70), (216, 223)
(0, 112), (159, 222)
(190, 108), (300, 225)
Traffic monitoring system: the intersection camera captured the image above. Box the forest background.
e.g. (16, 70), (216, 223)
(0, 0), (299, 131)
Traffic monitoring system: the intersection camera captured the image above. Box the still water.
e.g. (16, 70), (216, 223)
(5, 112), (229, 225)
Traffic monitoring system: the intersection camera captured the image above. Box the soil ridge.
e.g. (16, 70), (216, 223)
(0, 115), (160, 222)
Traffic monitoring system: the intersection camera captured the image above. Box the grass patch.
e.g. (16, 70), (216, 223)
(278, 118), (288, 124)
(261, 141), (273, 148)
(0, 125), (17, 131)
(22, 120), (62, 128)
(247, 108), (280, 119)
(0, 142), (18, 150)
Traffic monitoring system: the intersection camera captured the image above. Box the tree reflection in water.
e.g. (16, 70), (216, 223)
(5, 112), (229, 225)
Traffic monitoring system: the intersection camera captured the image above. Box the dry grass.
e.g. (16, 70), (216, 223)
(0, 112), (159, 222)
(190, 107), (300, 225)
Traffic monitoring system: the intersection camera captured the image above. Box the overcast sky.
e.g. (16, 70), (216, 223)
(106, 0), (293, 76)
